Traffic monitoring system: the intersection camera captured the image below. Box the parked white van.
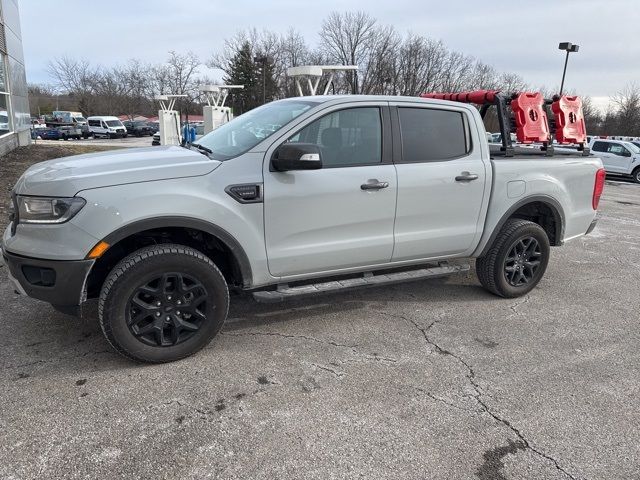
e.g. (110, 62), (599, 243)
(589, 138), (640, 183)
(87, 116), (127, 138)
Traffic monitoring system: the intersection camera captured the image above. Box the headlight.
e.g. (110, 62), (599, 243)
(17, 196), (86, 224)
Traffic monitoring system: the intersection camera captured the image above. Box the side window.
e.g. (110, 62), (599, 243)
(608, 143), (626, 156)
(287, 107), (382, 167)
(398, 107), (470, 162)
(591, 141), (606, 152)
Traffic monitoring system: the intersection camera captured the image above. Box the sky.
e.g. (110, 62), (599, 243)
(19, 0), (640, 112)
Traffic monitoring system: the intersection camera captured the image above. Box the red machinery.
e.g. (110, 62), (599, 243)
(420, 89), (589, 156)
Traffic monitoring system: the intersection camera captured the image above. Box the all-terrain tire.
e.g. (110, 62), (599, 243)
(98, 244), (229, 363)
(476, 219), (550, 298)
(632, 167), (640, 184)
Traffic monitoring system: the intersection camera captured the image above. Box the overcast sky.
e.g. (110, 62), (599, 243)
(20, 0), (639, 111)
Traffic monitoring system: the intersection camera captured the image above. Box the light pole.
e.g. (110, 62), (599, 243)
(558, 42), (579, 96)
(253, 56), (268, 105)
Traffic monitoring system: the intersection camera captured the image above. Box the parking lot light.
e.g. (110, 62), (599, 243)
(558, 42), (580, 96)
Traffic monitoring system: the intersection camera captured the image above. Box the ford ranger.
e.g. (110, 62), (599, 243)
(1, 94), (605, 363)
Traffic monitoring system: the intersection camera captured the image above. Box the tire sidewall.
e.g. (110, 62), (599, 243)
(101, 250), (228, 363)
(493, 223), (551, 298)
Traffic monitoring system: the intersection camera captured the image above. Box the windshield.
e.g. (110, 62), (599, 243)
(106, 120), (122, 127)
(74, 116), (87, 122)
(196, 100), (316, 160)
(625, 142), (640, 154)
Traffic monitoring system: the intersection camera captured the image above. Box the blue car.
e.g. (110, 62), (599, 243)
(37, 128), (63, 140)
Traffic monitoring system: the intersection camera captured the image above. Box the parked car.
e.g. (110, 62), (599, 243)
(146, 122), (159, 133)
(36, 127), (63, 140)
(123, 120), (154, 137)
(1, 95), (604, 363)
(87, 116), (127, 138)
(589, 138), (640, 183)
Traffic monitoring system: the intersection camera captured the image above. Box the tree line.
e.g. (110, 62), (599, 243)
(28, 10), (635, 136)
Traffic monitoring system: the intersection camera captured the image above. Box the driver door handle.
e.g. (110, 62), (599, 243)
(455, 172), (479, 182)
(361, 180), (389, 190)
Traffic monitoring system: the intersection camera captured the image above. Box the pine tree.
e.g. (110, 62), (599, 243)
(224, 42), (258, 114)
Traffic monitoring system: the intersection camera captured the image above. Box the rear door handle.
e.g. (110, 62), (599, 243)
(455, 172), (479, 182)
(361, 180), (389, 190)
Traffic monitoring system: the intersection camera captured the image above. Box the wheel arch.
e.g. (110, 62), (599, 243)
(478, 195), (565, 257)
(87, 216), (253, 296)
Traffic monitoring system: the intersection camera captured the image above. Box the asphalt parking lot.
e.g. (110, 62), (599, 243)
(0, 179), (638, 480)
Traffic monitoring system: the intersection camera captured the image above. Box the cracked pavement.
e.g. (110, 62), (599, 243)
(1, 179), (639, 479)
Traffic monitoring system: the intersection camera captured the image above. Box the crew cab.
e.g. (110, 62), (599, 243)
(589, 138), (640, 183)
(1, 95), (604, 363)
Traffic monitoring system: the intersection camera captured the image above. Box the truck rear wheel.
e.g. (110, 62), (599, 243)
(476, 219), (550, 298)
(632, 167), (640, 184)
(98, 244), (229, 363)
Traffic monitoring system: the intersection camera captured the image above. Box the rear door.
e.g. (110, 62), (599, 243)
(390, 102), (488, 261)
(604, 142), (632, 173)
(263, 103), (397, 277)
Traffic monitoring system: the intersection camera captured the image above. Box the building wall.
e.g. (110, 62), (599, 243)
(0, 0), (29, 156)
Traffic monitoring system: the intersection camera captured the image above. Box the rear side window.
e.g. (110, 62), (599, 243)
(88, 119), (100, 127)
(398, 108), (470, 162)
(591, 141), (607, 152)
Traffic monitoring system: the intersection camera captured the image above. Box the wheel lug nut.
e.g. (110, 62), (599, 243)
(176, 311), (181, 315)
(156, 301), (161, 306)
(177, 300), (182, 305)
(156, 312), (161, 317)
(166, 316), (171, 321)
(167, 296), (172, 301)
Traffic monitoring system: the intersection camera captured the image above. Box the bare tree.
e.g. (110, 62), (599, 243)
(319, 11), (378, 93)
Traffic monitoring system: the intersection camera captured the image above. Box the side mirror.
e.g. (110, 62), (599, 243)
(271, 143), (322, 171)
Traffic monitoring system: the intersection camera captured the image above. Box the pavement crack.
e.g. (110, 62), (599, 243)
(382, 311), (579, 480)
(509, 296), (530, 314)
(311, 363), (345, 378)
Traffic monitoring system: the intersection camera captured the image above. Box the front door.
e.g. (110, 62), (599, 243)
(390, 103), (488, 261)
(263, 105), (397, 278)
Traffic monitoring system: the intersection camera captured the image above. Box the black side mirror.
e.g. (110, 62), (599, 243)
(271, 143), (323, 171)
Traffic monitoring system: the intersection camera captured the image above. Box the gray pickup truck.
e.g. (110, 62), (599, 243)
(1, 95), (604, 363)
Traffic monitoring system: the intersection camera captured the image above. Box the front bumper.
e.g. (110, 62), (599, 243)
(1, 246), (94, 315)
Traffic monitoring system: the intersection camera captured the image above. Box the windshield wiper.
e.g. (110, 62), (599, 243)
(190, 143), (213, 156)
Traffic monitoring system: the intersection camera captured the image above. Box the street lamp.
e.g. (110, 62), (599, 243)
(558, 42), (579, 96)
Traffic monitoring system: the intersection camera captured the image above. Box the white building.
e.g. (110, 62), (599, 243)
(0, 0), (29, 156)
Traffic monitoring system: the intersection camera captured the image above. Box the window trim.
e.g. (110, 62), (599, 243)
(276, 105), (392, 170)
(0, 52), (12, 137)
(392, 105), (474, 164)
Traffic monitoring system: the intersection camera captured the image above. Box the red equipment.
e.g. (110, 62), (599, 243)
(552, 95), (587, 144)
(510, 92), (550, 144)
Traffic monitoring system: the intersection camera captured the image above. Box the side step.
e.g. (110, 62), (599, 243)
(252, 263), (470, 303)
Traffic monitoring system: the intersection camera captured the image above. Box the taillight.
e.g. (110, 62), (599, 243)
(592, 168), (606, 210)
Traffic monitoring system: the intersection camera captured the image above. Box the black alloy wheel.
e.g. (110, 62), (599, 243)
(127, 272), (209, 347)
(503, 236), (542, 287)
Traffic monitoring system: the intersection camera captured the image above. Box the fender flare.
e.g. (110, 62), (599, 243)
(478, 195), (566, 257)
(101, 216), (253, 288)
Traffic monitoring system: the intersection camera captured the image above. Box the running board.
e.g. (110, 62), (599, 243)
(252, 263), (470, 303)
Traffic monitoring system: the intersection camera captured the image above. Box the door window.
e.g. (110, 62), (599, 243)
(591, 141), (607, 152)
(398, 107), (470, 162)
(287, 107), (382, 167)
(607, 143), (628, 156)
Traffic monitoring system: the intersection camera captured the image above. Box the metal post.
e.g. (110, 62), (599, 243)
(559, 50), (570, 96)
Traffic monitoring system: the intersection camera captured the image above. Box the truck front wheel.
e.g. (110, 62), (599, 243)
(98, 244), (229, 363)
(632, 167), (640, 184)
(476, 219), (550, 298)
